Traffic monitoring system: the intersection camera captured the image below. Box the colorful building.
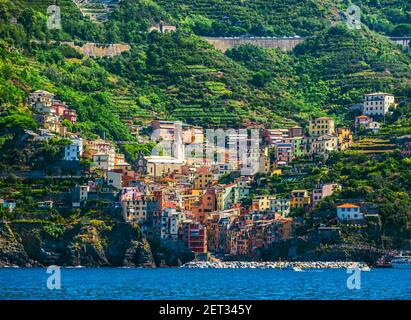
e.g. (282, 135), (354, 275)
(336, 203), (363, 221)
(309, 117), (335, 137)
(306, 134), (339, 155)
(363, 93), (395, 117)
(270, 198), (291, 217)
(63, 109), (77, 123)
(312, 183), (341, 207)
(182, 221), (207, 253)
(193, 171), (214, 189)
(63, 137), (83, 161)
(290, 190), (311, 208)
(275, 142), (293, 165)
(337, 128), (353, 151)
(29, 90), (55, 113)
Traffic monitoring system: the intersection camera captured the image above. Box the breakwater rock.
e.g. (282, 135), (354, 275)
(181, 261), (369, 269)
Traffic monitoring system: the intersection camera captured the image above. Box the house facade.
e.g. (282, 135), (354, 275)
(363, 93), (395, 117)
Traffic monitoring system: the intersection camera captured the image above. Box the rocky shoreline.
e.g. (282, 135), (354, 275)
(181, 261), (370, 269)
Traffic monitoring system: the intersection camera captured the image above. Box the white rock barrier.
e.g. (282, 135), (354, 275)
(181, 261), (369, 269)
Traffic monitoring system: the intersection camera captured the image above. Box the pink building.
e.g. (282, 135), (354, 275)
(63, 109), (77, 123)
(52, 100), (67, 116)
(355, 115), (373, 129)
(275, 143), (293, 166)
(182, 222), (207, 253)
(401, 141), (411, 157)
(312, 183), (342, 207)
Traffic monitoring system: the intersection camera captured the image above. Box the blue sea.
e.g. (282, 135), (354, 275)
(0, 268), (410, 300)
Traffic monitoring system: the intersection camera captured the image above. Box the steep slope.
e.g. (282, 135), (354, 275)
(1, 0), (410, 132)
(153, 0), (411, 37)
(293, 25), (411, 111)
(227, 25), (411, 124)
(99, 32), (297, 127)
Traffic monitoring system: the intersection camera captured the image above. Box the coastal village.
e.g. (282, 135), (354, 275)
(1, 90), (409, 264)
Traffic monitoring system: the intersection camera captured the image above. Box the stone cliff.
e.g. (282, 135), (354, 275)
(0, 221), (155, 267)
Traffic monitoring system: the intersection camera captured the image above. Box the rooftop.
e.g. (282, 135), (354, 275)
(337, 203), (360, 208)
(365, 92), (393, 96)
(145, 156), (183, 164)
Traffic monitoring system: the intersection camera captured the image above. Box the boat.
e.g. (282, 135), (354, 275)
(293, 267), (303, 272)
(360, 266), (371, 272)
(391, 255), (411, 269)
(375, 256), (392, 268)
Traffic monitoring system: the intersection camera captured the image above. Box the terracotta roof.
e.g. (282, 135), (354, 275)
(337, 203), (360, 208)
(162, 201), (177, 209)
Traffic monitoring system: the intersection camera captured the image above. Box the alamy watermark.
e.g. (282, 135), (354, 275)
(46, 265), (61, 290)
(345, 5), (362, 30)
(150, 122), (261, 175)
(47, 5), (61, 30)
(346, 267), (361, 290)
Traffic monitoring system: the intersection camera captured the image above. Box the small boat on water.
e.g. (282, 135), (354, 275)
(375, 257), (391, 268)
(360, 266), (371, 272)
(391, 255), (411, 269)
(293, 267), (303, 272)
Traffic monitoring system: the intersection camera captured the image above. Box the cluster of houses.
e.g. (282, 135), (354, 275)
(265, 116), (353, 167)
(28, 90), (77, 138)
(354, 93), (396, 133)
(6, 90), (398, 257)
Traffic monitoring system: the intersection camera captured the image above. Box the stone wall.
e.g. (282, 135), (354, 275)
(63, 42), (130, 57)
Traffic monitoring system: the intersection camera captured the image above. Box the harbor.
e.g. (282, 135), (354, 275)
(181, 261), (370, 269)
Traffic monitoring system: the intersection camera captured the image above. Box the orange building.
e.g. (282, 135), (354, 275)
(290, 190), (311, 208)
(192, 189), (216, 223)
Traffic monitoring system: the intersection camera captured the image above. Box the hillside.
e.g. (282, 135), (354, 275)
(226, 25), (411, 124)
(0, 0), (410, 268)
(0, 0), (410, 133)
(152, 0), (411, 37)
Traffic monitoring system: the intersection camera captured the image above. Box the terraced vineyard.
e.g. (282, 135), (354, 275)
(72, 0), (120, 22)
(111, 91), (154, 125)
(350, 137), (397, 154)
(153, 0), (336, 36)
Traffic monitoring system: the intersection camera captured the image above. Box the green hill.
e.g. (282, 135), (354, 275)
(226, 25), (411, 123)
(0, 0), (410, 135)
(152, 0), (411, 37)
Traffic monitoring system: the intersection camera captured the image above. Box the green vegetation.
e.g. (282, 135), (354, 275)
(1, 0), (410, 131)
(153, 0), (411, 37)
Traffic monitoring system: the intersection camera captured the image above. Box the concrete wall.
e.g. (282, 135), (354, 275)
(204, 36), (410, 52)
(204, 37), (306, 52)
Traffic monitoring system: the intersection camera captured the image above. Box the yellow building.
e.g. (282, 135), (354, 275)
(337, 128), (353, 151)
(181, 194), (201, 211)
(271, 169), (282, 176)
(145, 156), (183, 178)
(290, 190), (311, 208)
(309, 117), (335, 137)
(194, 172), (214, 189)
(251, 195), (276, 211)
(258, 154), (271, 174)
